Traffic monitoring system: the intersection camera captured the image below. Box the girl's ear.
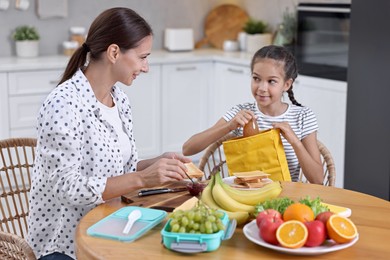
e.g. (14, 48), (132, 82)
(107, 44), (120, 63)
(284, 78), (293, 92)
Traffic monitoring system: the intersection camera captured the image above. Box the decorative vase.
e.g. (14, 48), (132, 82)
(15, 40), (39, 58)
(246, 33), (272, 53)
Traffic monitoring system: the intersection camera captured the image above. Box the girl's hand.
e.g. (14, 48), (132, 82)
(272, 122), (300, 146)
(228, 109), (257, 131)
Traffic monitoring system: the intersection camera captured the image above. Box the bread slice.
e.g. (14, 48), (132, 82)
(184, 162), (204, 179)
(233, 170), (270, 179)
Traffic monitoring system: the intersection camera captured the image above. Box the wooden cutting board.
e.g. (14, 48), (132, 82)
(195, 4), (249, 49)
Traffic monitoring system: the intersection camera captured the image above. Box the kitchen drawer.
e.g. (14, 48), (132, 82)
(8, 70), (62, 95)
(9, 95), (47, 129)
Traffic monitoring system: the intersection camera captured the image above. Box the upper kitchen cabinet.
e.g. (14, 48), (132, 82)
(118, 65), (161, 159)
(211, 62), (252, 124)
(161, 62), (212, 159)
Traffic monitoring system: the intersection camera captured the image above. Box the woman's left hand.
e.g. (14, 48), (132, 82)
(272, 122), (300, 146)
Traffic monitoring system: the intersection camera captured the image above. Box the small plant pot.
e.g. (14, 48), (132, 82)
(15, 40), (39, 58)
(246, 33), (272, 53)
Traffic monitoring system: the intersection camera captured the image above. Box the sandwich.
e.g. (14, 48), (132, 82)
(184, 162), (204, 179)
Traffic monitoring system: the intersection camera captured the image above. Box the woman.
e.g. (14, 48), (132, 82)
(27, 8), (190, 260)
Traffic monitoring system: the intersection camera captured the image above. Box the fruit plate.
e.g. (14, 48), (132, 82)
(243, 220), (359, 256)
(223, 176), (272, 190)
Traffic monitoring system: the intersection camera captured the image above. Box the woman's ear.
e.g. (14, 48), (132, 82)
(107, 44), (120, 63)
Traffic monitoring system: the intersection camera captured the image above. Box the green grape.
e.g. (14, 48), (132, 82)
(170, 219), (178, 227)
(214, 211), (224, 219)
(179, 226), (186, 233)
(192, 222), (200, 231)
(212, 222), (218, 233)
(207, 215), (216, 223)
(170, 223), (180, 232)
(194, 211), (202, 222)
(199, 223), (206, 233)
(181, 216), (189, 227)
(186, 210), (195, 220)
(205, 221), (212, 230)
(217, 222), (225, 231)
(168, 200), (226, 234)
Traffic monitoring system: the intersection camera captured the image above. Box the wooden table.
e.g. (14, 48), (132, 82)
(75, 182), (390, 259)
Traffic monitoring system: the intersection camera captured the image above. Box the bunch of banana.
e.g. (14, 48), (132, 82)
(214, 173), (283, 206)
(200, 172), (283, 225)
(201, 174), (250, 225)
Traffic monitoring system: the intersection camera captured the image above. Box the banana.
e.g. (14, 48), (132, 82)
(212, 174), (255, 213)
(215, 172), (283, 206)
(200, 175), (220, 209)
(201, 175), (249, 225)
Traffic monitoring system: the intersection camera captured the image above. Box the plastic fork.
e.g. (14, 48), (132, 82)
(122, 209), (142, 235)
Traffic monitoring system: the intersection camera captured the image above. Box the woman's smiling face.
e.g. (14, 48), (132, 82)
(116, 35), (153, 86)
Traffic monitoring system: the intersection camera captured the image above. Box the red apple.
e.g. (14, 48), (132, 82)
(304, 220), (327, 247)
(315, 211), (334, 238)
(259, 216), (284, 245)
(256, 209), (282, 228)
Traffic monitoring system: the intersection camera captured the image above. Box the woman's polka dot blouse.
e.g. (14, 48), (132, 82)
(27, 69), (138, 258)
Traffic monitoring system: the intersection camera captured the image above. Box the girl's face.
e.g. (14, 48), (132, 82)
(116, 35), (153, 86)
(251, 58), (292, 112)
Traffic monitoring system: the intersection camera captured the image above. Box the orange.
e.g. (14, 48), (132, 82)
(326, 214), (358, 244)
(276, 220), (308, 249)
(283, 203), (314, 222)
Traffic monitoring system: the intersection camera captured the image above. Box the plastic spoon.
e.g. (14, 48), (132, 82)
(122, 209), (142, 235)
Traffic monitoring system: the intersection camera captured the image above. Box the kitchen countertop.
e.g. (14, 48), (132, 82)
(0, 49), (253, 72)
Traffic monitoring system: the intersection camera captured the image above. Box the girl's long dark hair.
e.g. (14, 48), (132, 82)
(59, 7), (152, 85)
(250, 45), (301, 106)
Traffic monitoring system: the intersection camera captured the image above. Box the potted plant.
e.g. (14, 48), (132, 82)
(273, 8), (297, 48)
(12, 25), (40, 58)
(242, 18), (272, 53)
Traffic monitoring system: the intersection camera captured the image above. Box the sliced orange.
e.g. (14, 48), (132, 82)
(276, 220), (308, 249)
(283, 203), (314, 222)
(326, 214), (358, 244)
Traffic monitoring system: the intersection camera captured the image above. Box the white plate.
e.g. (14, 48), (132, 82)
(223, 176), (272, 190)
(243, 220), (359, 256)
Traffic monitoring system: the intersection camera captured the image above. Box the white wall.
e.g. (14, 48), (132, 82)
(0, 0), (297, 57)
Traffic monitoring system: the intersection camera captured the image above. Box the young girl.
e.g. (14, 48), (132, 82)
(182, 45), (323, 184)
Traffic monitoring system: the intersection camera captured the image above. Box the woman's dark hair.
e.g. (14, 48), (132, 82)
(59, 7), (153, 84)
(250, 45), (301, 106)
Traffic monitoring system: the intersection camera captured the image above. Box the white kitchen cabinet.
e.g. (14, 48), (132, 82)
(211, 62), (253, 124)
(118, 65), (161, 159)
(292, 75), (347, 188)
(161, 62), (212, 159)
(0, 73), (9, 139)
(4, 70), (62, 138)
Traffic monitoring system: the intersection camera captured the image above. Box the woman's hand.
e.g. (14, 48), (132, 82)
(272, 122), (300, 146)
(228, 109), (256, 131)
(139, 152), (191, 188)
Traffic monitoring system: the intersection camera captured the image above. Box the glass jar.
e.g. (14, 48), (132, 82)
(62, 41), (78, 56)
(69, 27), (86, 47)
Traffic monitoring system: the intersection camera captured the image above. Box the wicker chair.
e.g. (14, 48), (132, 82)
(197, 133), (336, 186)
(0, 230), (36, 260)
(0, 138), (37, 259)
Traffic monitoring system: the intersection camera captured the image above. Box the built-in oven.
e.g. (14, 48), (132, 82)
(295, 2), (351, 81)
